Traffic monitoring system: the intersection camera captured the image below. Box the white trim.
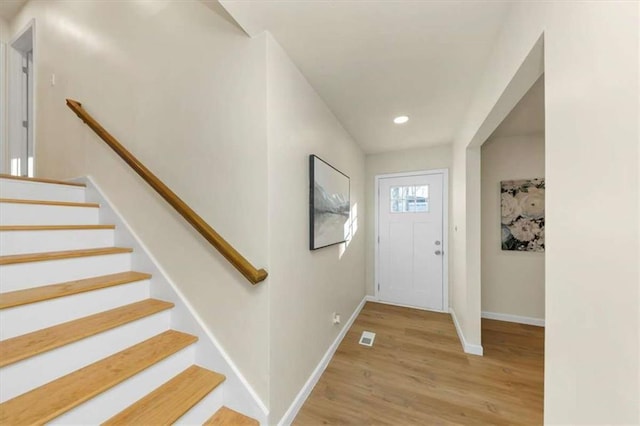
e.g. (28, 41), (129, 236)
(364, 295), (447, 313)
(450, 307), (483, 356)
(441, 169), (449, 311)
(0, 42), (6, 174)
(374, 169), (449, 312)
(482, 311), (545, 327)
(8, 19), (36, 177)
(278, 296), (368, 426)
(76, 176), (269, 423)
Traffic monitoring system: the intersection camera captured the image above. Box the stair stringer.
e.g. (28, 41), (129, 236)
(77, 176), (269, 425)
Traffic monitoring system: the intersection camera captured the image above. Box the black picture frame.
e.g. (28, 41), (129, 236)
(309, 155), (351, 250)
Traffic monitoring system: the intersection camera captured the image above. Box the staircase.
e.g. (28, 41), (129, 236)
(0, 174), (259, 425)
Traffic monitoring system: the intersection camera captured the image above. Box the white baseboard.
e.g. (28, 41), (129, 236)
(450, 308), (483, 356)
(368, 296), (483, 356)
(482, 311), (545, 327)
(278, 296), (368, 426)
(364, 295), (448, 314)
(79, 176), (269, 423)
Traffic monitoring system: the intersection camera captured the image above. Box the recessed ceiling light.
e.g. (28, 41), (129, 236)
(393, 115), (409, 124)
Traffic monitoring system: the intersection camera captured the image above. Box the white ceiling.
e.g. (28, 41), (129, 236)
(219, 0), (512, 154)
(489, 75), (545, 140)
(0, 0), (26, 21)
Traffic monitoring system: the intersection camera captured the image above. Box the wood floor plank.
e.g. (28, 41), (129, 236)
(0, 271), (151, 309)
(204, 406), (259, 426)
(0, 174), (86, 187)
(0, 198), (98, 207)
(0, 247), (132, 265)
(103, 365), (225, 425)
(0, 330), (197, 425)
(0, 299), (173, 367)
(294, 302), (544, 425)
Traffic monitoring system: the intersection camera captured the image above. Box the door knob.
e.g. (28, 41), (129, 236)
(435, 241), (441, 246)
(435, 250), (442, 255)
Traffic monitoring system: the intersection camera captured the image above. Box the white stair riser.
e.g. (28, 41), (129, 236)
(0, 179), (86, 203)
(0, 175), (261, 424)
(0, 253), (132, 292)
(0, 229), (115, 256)
(49, 345), (196, 425)
(0, 311), (172, 403)
(0, 280), (151, 340)
(176, 385), (224, 425)
(0, 203), (99, 226)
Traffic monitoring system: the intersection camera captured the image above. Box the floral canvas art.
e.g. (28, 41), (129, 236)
(501, 178), (545, 252)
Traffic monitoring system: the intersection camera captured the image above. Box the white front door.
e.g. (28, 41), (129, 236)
(377, 172), (446, 311)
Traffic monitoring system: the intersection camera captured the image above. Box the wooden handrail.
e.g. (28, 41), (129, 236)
(66, 99), (267, 285)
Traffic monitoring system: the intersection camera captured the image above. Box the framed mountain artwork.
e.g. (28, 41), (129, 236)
(309, 155), (350, 250)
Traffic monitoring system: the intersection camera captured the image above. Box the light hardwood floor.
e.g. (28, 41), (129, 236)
(294, 302), (544, 425)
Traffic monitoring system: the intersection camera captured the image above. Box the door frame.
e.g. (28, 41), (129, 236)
(8, 19), (35, 177)
(374, 168), (449, 313)
(0, 41), (6, 173)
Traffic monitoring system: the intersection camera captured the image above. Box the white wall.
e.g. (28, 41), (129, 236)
(481, 136), (545, 320)
(9, 0), (271, 402)
(364, 144), (452, 296)
(452, 2), (639, 423)
(266, 34), (366, 423)
(0, 17), (7, 40)
(0, 17), (8, 173)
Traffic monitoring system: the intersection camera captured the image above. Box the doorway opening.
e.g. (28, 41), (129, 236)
(476, 75), (546, 420)
(458, 34), (546, 418)
(480, 75), (546, 328)
(8, 20), (34, 177)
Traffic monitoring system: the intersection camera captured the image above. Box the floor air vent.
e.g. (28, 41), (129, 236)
(359, 331), (376, 347)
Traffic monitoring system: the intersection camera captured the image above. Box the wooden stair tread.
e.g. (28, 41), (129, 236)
(204, 407), (259, 426)
(0, 299), (173, 367)
(0, 224), (115, 231)
(0, 271), (152, 309)
(0, 198), (99, 207)
(0, 330), (198, 425)
(103, 365), (225, 425)
(0, 247), (133, 265)
(0, 174), (85, 187)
